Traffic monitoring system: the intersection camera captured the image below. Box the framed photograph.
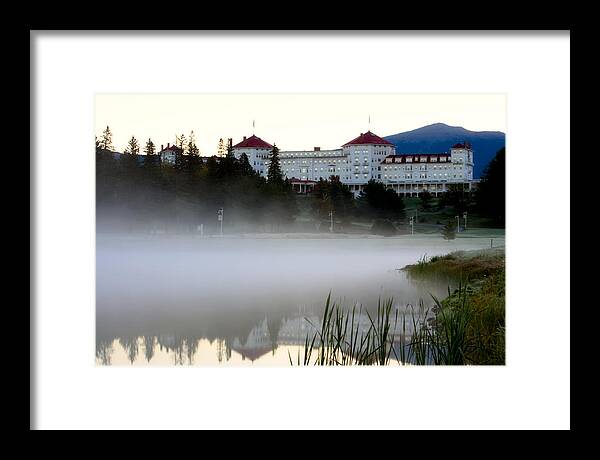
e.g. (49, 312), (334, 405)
(31, 31), (570, 430)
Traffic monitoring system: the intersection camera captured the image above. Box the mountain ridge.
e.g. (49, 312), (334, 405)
(383, 123), (505, 178)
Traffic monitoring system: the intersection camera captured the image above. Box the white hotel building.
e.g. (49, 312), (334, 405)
(231, 131), (474, 197)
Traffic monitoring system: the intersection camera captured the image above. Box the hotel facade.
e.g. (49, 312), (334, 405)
(231, 131), (474, 197)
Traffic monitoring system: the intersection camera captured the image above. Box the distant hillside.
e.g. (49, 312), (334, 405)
(384, 123), (505, 178)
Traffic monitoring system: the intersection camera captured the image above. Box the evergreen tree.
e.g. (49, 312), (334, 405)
(226, 138), (235, 159)
(100, 126), (113, 150)
(239, 153), (254, 176)
(439, 183), (470, 214)
(441, 220), (456, 240)
(371, 219), (397, 237)
(419, 190), (433, 210)
(312, 176), (355, 224)
(184, 131), (202, 170)
(475, 147), (505, 225)
(144, 138), (156, 156)
(176, 133), (186, 150)
(187, 130), (200, 156)
(267, 144), (283, 184)
(217, 138), (227, 157)
(124, 136), (140, 155)
(356, 179), (404, 219)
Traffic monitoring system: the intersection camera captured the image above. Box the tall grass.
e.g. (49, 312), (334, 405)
(290, 279), (504, 366)
(289, 293), (400, 366)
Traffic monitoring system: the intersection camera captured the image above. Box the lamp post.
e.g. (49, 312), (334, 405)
(217, 208), (223, 236)
(463, 211), (468, 231)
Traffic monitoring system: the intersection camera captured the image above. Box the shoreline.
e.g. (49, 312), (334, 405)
(96, 231), (506, 241)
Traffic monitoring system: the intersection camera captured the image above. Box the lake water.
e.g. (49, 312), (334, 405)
(96, 234), (503, 366)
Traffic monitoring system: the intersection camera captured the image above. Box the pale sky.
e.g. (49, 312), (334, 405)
(95, 94), (506, 155)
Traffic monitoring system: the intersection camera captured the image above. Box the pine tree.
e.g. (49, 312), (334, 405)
(225, 138), (235, 159)
(419, 190), (433, 210)
(217, 138), (227, 157)
(187, 130), (199, 156)
(475, 147), (505, 225)
(356, 179), (404, 219)
(124, 136), (140, 155)
(144, 138), (156, 156)
(441, 220), (456, 240)
(176, 133), (186, 150)
(267, 144), (283, 184)
(239, 153), (254, 176)
(100, 126), (113, 151)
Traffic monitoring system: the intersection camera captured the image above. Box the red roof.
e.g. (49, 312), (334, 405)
(232, 134), (273, 149)
(162, 145), (183, 152)
(342, 131), (394, 147)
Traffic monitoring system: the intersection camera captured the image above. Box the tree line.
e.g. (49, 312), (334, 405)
(96, 126), (297, 233)
(96, 125), (504, 234)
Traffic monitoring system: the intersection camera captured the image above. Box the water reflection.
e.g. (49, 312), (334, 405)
(96, 305), (432, 366)
(96, 235), (497, 366)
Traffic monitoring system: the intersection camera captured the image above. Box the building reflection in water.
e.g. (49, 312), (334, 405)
(96, 302), (431, 366)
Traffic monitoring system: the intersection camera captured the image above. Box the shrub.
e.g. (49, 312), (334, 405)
(441, 220), (456, 240)
(371, 219), (397, 237)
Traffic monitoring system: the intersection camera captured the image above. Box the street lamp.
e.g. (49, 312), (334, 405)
(217, 208), (223, 236)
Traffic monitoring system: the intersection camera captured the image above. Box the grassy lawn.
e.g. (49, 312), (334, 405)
(293, 194), (505, 238)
